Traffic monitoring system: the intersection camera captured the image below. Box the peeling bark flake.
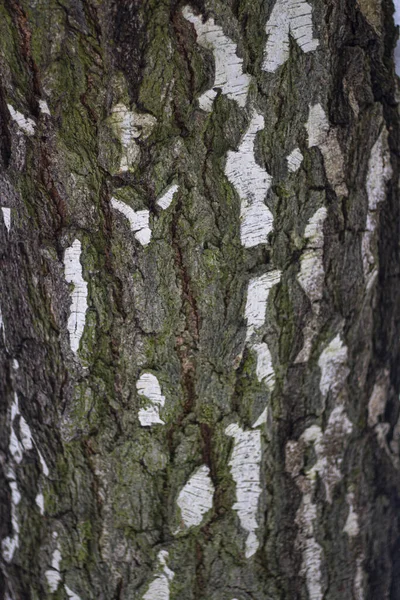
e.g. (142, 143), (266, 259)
(182, 6), (251, 110)
(111, 197), (151, 246)
(176, 465), (214, 529)
(136, 373), (166, 426)
(263, 0), (319, 72)
(225, 424), (262, 558)
(225, 112), (273, 248)
(143, 550), (174, 600)
(64, 240), (88, 354)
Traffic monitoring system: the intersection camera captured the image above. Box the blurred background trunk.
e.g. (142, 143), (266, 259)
(1, 0), (400, 598)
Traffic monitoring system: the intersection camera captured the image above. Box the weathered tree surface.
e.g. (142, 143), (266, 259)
(1, 0), (400, 598)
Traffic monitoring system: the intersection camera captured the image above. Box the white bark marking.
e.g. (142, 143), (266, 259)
(354, 557), (365, 600)
(2, 207), (11, 233)
(111, 197), (151, 246)
(362, 127), (392, 279)
(2, 472), (21, 562)
(302, 407), (353, 502)
(0, 306), (7, 348)
(182, 6), (251, 110)
(225, 424), (262, 558)
(343, 492), (360, 538)
(295, 492), (324, 600)
(111, 103), (156, 172)
(225, 113), (273, 248)
(156, 184), (179, 210)
(245, 270), (281, 340)
(252, 342), (275, 389)
(143, 550), (174, 600)
(286, 405), (353, 598)
(306, 104), (348, 195)
(35, 493), (45, 515)
(318, 334), (349, 401)
(7, 104), (35, 136)
(176, 465), (214, 529)
(39, 100), (51, 115)
(65, 586), (81, 600)
(296, 208), (326, 365)
(297, 207), (327, 306)
(286, 147), (304, 172)
(136, 373), (166, 426)
(38, 450), (50, 477)
(252, 407), (268, 428)
(45, 545), (62, 592)
(64, 240), (88, 354)
(263, 0), (319, 72)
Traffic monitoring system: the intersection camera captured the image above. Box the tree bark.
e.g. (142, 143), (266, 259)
(1, 0), (399, 598)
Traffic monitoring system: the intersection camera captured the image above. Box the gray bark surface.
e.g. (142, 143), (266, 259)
(0, 0), (400, 598)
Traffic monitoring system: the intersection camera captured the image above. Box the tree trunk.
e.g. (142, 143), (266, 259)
(1, 0), (399, 598)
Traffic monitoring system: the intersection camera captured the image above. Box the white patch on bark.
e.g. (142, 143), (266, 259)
(297, 207), (326, 303)
(2, 473), (21, 563)
(7, 104), (35, 136)
(296, 207), (327, 363)
(38, 450), (50, 477)
(182, 7), (251, 110)
(354, 556), (365, 600)
(343, 492), (360, 538)
(244, 270), (281, 425)
(306, 103), (348, 195)
(111, 197), (151, 246)
(65, 585), (81, 600)
(286, 405), (353, 598)
(263, 0), (319, 72)
(252, 407), (268, 428)
(362, 127), (392, 279)
(252, 342), (275, 390)
(64, 239), (88, 353)
(136, 373), (166, 426)
(318, 334), (349, 402)
(39, 100), (51, 115)
(0, 306), (7, 348)
(286, 147), (304, 172)
(143, 550), (174, 600)
(35, 493), (45, 515)
(176, 465), (214, 529)
(245, 270), (281, 340)
(2, 207), (11, 233)
(156, 184), (179, 210)
(225, 112), (273, 248)
(110, 103), (156, 172)
(225, 423), (262, 558)
(45, 545), (62, 592)
(295, 492), (324, 600)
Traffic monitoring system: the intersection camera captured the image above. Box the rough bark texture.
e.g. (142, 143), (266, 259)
(1, 0), (400, 599)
